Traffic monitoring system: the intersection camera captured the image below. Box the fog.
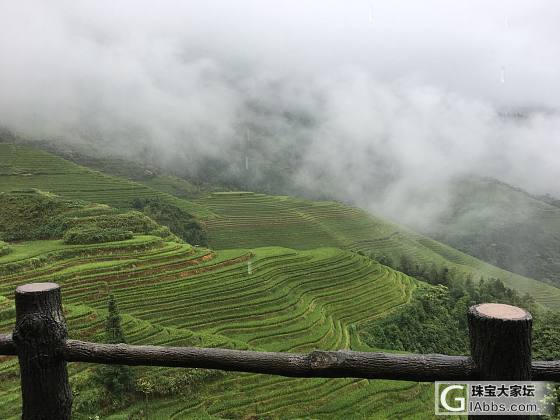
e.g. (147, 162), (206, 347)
(1, 0), (560, 227)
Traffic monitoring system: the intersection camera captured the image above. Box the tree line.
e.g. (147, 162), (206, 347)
(359, 252), (560, 360)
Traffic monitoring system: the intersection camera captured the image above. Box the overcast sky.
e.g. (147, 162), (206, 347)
(1, 1), (559, 225)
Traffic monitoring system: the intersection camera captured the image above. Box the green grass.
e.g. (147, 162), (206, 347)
(0, 236), (163, 264)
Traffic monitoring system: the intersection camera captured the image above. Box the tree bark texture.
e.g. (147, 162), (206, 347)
(13, 283), (72, 420)
(468, 303), (532, 420)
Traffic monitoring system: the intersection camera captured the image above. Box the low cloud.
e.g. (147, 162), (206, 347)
(1, 0), (560, 227)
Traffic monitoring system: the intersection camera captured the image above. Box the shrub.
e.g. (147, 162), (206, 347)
(65, 211), (179, 242)
(0, 191), (180, 245)
(0, 191), (69, 240)
(0, 241), (11, 256)
(63, 228), (133, 245)
(132, 197), (208, 245)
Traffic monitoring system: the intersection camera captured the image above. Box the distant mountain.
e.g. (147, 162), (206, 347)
(424, 176), (560, 287)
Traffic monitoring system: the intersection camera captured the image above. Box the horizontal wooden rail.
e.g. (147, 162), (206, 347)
(532, 360), (560, 382)
(0, 333), (15, 355)
(1, 333), (559, 382)
(64, 339), (476, 382)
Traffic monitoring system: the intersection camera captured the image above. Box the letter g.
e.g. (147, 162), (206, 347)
(441, 385), (466, 412)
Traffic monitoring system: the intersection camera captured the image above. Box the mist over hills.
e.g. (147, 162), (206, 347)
(2, 1), (560, 230)
(5, 132), (560, 294)
(2, 2), (560, 418)
(5, 128), (560, 289)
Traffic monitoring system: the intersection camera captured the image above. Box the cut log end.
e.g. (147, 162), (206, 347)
(473, 303), (530, 321)
(16, 282), (60, 294)
(13, 282), (72, 419)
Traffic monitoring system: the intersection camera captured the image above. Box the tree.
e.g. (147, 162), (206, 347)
(132, 197), (208, 246)
(105, 294), (127, 344)
(95, 294), (134, 404)
(399, 254), (414, 275)
(376, 254), (394, 268)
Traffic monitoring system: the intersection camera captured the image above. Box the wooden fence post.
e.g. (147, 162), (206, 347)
(13, 283), (72, 420)
(468, 303), (532, 380)
(468, 303), (532, 419)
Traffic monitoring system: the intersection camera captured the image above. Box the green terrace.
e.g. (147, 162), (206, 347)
(0, 144), (213, 219)
(1, 144), (559, 418)
(0, 231), (433, 419)
(196, 191), (560, 310)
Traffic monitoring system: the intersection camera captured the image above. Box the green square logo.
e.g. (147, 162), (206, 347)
(435, 383), (468, 415)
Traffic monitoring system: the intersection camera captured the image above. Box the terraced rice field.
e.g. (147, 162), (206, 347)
(2, 143), (558, 308)
(0, 144), (212, 218)
(2, 143), (559, 418)
(197, 192), (392, 250)
(0, 234), (437, 419)
(197, 192), (560, 310)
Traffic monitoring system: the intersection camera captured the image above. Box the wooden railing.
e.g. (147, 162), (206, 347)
(0, 282), (559, 419)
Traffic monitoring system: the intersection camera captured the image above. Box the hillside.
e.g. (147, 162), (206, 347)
(194, 191), (560, 310)
(1, 142), (560, 418)
(423, 177), (560, 287)
(0, 214), (432, 418)
(0, 190), (179, 243)
(0, 143), (213, 219)
(64, 144), (560, 291)
(4, 143), (560, 308)
(41, 138), (560, 291)
(2, 143), (560, 308)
